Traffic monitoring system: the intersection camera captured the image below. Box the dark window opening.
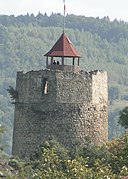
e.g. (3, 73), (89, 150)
(42, 78), (48, 94)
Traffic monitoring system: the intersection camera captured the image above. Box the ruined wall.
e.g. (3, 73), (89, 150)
(12, 70), (108, 159)
(15, 70), (93, 104)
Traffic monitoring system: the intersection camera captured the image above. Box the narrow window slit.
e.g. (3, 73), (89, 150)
(42, 78), (48, 94)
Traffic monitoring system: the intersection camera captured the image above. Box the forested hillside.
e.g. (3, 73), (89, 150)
(0, 13), (128, 154)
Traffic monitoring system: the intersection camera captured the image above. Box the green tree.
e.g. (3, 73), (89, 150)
(16, 138), (125, 178)
(0, 125), (6, 151)
(106, 133), (128, 176)
(118, 106), (128, 129)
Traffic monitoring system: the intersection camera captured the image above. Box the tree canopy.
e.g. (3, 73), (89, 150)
(6, 135), (128, 178)
(118, 106), (128, 129)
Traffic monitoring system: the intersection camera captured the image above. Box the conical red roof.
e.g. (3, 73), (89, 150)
(44, 33), (80, 57)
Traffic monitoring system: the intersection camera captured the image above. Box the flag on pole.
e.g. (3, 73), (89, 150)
(63, 0), (66, 32)
(64, 4), (66, 16)
(63, 0), (66, 16)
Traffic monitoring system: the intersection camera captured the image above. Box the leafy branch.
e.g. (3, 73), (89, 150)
(7, 86), (18, 100)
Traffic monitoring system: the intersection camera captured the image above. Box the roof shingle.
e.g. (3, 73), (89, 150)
(44, 33), (80, 58)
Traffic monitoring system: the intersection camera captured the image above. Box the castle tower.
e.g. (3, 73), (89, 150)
(12, 32), (108, 159)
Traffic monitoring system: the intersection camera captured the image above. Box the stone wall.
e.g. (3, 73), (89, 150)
(16, 70), (93, 104)
(92, 70), (108, 105)
(12, 69), (108, 159)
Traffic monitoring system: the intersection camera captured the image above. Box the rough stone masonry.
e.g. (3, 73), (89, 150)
(12, 69), (108, 159)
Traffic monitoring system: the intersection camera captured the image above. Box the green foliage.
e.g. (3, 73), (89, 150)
(6, 86), (18, 100)
(8, 158), (21, 170)
(106, 133), (128, 175)
(1, 13), (128, 43)
(118, 106), (128, 129)
(15, 134), (128, 178)
(0, 125), (7, 151)
(82, 138), (111, 168)
(0, 125), (6, 134)
(31, 138), (69, 161)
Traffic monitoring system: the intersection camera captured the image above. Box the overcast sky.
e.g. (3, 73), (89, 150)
(0, 0), (128, 21)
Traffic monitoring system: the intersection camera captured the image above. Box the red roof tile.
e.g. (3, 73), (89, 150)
(44, 33), (80, 58)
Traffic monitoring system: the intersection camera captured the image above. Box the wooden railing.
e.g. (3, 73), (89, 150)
(47, 65), (80, 73)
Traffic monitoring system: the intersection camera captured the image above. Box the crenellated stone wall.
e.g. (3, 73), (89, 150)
(12, 69), (108, 159)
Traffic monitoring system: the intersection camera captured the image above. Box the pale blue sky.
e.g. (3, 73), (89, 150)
(0, 0), (128, 21)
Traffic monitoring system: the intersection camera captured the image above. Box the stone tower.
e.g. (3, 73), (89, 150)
(12, 33), (108, 159)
